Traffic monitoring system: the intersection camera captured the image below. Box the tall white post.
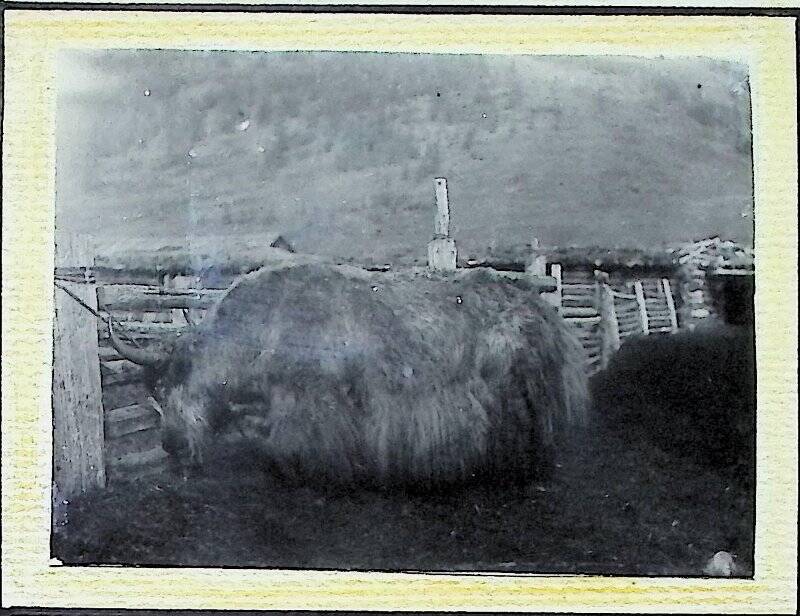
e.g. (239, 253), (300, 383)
(552, 263), (562, 313)
(634, 280), (650, 335)
(434, 177), (450, 238)
(527, 237), (547, 276)
(598, 283), (621, 368)
(427, 177), (457, 272)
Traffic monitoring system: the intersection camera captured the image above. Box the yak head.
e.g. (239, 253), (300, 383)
(107, 319), (209, 469)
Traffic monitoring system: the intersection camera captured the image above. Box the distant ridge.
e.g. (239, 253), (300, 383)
(56, 51), (754, 263)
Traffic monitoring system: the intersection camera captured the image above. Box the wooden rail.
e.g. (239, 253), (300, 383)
(93, 273), (218, 483)
(97, 285), (224, 311)
(558, 268), (679, 375)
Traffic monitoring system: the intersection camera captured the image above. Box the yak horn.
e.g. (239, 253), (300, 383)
(107, 319), (167, 366)
(182, 308), (197, 326)
(147, 396), (165, 419)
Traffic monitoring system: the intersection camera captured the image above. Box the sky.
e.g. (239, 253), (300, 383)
(55, 50), (753, 262)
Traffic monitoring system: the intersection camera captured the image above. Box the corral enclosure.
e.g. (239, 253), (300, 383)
(51, 220), (755, 576)
(59, 240), (567, 487)
(53, 229), (749, 491)
(52, 235), (757, 574)
(50, 50), (756, 575)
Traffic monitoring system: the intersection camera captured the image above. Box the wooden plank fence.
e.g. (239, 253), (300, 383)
(558, 268), (680, 375)
(51, 181), (697, 495)
(53, 236), (230, 487)
(613, 289), (646, 341)
(53, 234), (106, 513)
(54, 245), (681, 488)
(97, 273), (222, 482)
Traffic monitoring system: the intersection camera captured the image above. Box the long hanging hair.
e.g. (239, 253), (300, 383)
(111, 259), (590, 489)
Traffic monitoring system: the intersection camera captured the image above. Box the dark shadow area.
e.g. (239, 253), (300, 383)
(708, 273), (755, 327)
(590, 324), (756, 572)
(591, 324), (756, 473)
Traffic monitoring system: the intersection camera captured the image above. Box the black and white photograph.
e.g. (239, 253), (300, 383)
(50, 49), (756, 577)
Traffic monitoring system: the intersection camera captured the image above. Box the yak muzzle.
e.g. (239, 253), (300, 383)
(161, 426), (204, 479)
(162, 428), (190, 459)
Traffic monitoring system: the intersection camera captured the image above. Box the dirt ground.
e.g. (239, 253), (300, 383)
(53, 418), (754, 576)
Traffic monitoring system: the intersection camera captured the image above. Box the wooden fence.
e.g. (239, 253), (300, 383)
(556, 268), (679, 375)
(51, 182), (703, 497)
(96, 273), (226, 482)
(54, 232), (236, 493)
(54, 244), (680, 493)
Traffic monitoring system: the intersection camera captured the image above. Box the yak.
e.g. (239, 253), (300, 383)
(109, 258), (589, 489)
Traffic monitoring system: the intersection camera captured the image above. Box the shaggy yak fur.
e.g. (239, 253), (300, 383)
(123, 259), (589, 489)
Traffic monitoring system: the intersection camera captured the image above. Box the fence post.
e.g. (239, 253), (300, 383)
(541, 263), (562, 313)
(662, 278), (679, 333)
(598, 283), (621, 368)
(434, 176), (450, 238)
(634, 280), (650, 335)
(427, 177), (457, 272)
(552, 263), (562, 314)
(593, 269), (603, 294)
(53, 233), (106, 512)
(526, 237), (547, 276)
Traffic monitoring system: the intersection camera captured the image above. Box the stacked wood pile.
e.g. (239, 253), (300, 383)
(544, 245), (676, 270)
(674, 237), (754, 329)
(95, 232), (294, 275)
(96, 273), (225, 483)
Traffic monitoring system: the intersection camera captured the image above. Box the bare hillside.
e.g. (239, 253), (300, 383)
(56, 51), (753, 261)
